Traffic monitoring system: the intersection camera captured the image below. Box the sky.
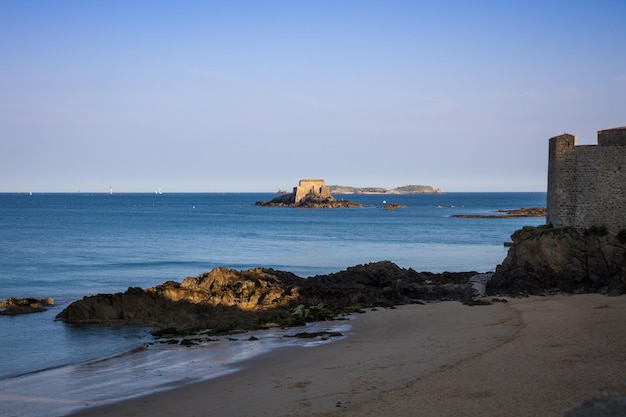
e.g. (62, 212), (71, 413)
(1, 1), (625, 193)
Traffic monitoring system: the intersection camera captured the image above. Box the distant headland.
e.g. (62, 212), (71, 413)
(329, 184), (443, 194)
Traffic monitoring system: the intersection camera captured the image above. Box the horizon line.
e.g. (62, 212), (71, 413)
(1, 190), (547, 194)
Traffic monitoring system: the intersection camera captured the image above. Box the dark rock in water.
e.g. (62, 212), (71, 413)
(286, 331), (343, 339)
(179, 338), (197, 347)
(487, 225), (626, 296)
(451, 207), (546, 219)
(255, 193), (363, 208)
(382, 203), (407, 210)
(1, 305), (47, 315)
(565, 380), (626, 417)
(0, 297), (54, 315)
(256, 192), (294, 206)
(56, 261), (478, 331)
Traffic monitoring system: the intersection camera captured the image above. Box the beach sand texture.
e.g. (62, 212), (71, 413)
(69, 294), (625, 417)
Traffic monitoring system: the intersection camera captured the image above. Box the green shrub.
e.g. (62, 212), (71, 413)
(535, 225), (575, 237)
(617, 229), (626, 245)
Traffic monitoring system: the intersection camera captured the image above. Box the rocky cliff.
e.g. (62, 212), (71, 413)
(487, 225), (626, 296)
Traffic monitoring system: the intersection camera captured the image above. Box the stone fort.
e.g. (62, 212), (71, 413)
(292, 179), (331, 204)
(547, 126), (626, 232)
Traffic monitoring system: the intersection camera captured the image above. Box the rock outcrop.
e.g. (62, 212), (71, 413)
(487, 225), (626, 296)
(0, 297), (54, 315)
(451, 207), (546, 219)
(56, 261), (479, 330)
(382, 203), (407, 210)
(255, 192), (363, 208)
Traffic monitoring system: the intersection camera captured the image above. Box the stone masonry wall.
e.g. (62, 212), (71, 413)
(293, 179), (331, 203)
(547, 127), (626, 232)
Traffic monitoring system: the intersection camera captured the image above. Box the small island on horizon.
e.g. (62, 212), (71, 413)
(258, 180), (442, 208)
(329, 184), (443, 194)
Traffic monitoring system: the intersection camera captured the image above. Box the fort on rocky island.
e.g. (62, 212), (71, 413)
(292, 179), (331, 204)
(547, 126), (626, 232)
(256, 179), (363, 208)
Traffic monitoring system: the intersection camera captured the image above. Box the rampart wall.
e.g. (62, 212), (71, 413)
(547, 127), (626, 232)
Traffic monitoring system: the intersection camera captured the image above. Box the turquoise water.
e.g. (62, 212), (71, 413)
(0, 192), (545, 415)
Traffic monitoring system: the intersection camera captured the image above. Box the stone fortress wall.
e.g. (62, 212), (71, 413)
(293, 179), (331, 204)
(547, 126), (626, 232)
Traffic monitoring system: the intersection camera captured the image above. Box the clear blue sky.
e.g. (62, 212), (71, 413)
(1, 1), (625, 193)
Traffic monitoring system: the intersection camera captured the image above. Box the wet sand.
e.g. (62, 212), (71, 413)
(68, 294), (626, 417)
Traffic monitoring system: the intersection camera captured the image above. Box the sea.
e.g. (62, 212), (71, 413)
(0, 191), (546, 416)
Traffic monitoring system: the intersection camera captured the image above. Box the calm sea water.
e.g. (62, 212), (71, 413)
(0, 192), (545, 415)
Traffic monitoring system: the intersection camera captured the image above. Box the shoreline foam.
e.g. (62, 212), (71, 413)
(0, 320), (352, 417)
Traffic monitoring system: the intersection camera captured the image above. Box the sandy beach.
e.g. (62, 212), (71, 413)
(68, 294), (625, 417)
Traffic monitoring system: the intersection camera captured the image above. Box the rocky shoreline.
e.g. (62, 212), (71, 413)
(6, 222), (622, 328)
(54, 224), (626, 338)
(55, 262), (482, 333)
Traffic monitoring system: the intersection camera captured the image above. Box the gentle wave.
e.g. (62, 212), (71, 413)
(0, 319), (352, 417)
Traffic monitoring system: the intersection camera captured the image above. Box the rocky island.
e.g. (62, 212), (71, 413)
(256, 179), (442, 208)
(256, 192), (363, 208)
(256, 179), (363, 208)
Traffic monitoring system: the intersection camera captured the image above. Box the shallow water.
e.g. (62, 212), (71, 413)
(0, 319), (353, 417)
